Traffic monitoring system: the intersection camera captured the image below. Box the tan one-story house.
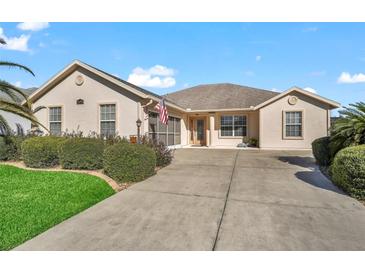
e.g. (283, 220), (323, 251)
(27, 60), (340, 149)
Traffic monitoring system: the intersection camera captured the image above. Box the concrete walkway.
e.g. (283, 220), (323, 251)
(15, 149), (365, 250)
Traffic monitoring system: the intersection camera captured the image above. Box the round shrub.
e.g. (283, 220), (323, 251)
(22, 136), (66, 168)
(331, 145), (365, 199)
(312, 136), (331, 166)
(103, 143), (156, 183)
(59, 138), (105, 170)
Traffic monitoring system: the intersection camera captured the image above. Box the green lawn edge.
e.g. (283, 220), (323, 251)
(0, 164), (115, 250)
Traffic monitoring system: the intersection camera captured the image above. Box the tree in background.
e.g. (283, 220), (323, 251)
(0, 39), (46, 135)
(330, 102), (365, 155)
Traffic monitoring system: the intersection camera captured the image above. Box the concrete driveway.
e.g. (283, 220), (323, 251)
(16, 149), (365, 250)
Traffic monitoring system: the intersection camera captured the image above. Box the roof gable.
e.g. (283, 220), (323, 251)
(27, 60), (185, 111)
(254, 86), (340, 110)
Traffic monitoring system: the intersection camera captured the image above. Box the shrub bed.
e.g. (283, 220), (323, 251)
(312, 136), (331, 166)
(22, 136), (66, 168)
(141, 136), (173, 167)
(103, 142), (156, 183)
(0, 137), (7, 161)
(331, 145), (365, 200)
(59, 138), (104, 170)
(0, 136), (24, 161)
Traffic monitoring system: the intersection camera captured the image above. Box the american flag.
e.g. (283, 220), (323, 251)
(154, 98), (168, 125)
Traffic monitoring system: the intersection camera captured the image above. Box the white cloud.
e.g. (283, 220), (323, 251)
(309, 70), (326, 77)
(127, 65), (176, 88)
(304, 87), (317, 94)
(38, 42), (46, 48)
(255, 55), (262, 61)
(271, 88), (281, 92)
(303, 27), (319, 32)
(337, 72), (365, 84)
(148, 65), (175, 76)
(13, 81), (22, 88)
(244, 70), (255, 77)
(0, 27), (30, 52)
(17, 22), (49, 32)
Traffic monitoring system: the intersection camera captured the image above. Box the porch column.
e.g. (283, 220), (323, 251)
(209, 113), (215, 147)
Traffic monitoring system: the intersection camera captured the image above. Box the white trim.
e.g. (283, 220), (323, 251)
(282, 109), (304, 140)
(98, 102), (118, 136)
(48, 105), (63, 135)
(218, 114), (248, 138)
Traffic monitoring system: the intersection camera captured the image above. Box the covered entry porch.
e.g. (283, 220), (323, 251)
(185, 110), (259, 147)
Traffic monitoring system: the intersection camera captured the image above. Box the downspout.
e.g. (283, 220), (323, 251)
(327, 108), (331, 136)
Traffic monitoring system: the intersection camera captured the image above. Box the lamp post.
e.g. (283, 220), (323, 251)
(136, 118), (142, 144)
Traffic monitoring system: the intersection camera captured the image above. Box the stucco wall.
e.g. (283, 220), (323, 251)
(259, 91), (330, 149)
(33, 67), (141, 138)
(185, 111), (259, 147)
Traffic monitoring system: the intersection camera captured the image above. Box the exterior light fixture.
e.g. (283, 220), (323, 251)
(136, 118), (142, 143)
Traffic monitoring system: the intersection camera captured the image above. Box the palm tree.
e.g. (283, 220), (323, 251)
(330, 102), (365, 155)
(0, 39), (46, 135)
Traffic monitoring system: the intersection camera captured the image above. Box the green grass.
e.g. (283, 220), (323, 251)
(0, 164), (115, 250)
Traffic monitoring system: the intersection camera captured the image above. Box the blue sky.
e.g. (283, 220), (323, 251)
(1, 22), (365, 115)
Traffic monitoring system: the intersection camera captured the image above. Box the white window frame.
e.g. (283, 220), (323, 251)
(219, 114), (248, 138)
(99, 103), (116, 137)
(48, 106), (62, 136)
(283, 110), (304, 139)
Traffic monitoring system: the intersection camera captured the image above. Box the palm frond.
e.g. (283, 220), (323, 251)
(0, 100), (48, 132)
(331, 101), (365, 155)
(0, 61), (35, 76)
(15, 123), (25, 136)
(33, 105), (47, 114)
(0, 80), (28, 102)
(0, 114), (11, 136)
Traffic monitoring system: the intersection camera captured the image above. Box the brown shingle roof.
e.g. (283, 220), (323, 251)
(165, 83), (279, 110)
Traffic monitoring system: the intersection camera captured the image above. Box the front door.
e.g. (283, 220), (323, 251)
(190, 118), (206, 145)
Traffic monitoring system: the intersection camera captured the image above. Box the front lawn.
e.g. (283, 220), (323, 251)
(0, 164), (115, 250)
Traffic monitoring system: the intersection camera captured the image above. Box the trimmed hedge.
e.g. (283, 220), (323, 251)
(22, 136), (66, 168)
(312, 136), (331, 166)
(331, 145), (365, 200)
(59, 138), (104, 170)
(103, 143), (156, 183)
(0, 136), (24, 161)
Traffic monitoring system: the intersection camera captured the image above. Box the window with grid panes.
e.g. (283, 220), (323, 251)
(220, 115), (247, 137)
(49, 107), (62, 135)
(284, 111), (303, 137)
(100, 104), (116, 137)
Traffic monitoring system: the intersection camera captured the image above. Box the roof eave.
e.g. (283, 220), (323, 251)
(186, 107), (255, 113)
